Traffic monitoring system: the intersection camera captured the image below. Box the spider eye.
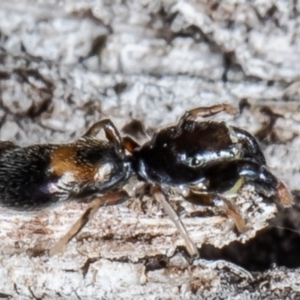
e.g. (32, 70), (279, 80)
(192, 157), (200, 166)
(188, 156), (203, 167)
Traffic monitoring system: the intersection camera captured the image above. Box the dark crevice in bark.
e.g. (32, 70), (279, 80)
(200, 190), (300, 271)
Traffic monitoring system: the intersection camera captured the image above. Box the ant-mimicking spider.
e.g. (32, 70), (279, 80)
(0, 103), (292, 258)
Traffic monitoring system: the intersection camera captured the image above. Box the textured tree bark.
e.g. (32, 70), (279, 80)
(0, 0), (299, 298)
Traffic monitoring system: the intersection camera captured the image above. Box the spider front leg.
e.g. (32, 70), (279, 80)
(238, 161), (292, 206)
(84, 119), (124, 152)
(182, 188), (246, 233)
(179, 103), (237, 124)
(50, 190), (129, 255)
(151, 184), (199, 258)
(206, 160), (292, 206)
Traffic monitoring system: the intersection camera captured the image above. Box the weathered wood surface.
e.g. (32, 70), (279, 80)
(0, 0), (300, 299)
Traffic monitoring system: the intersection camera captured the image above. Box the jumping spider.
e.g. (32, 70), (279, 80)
(0, 104), (292, 258)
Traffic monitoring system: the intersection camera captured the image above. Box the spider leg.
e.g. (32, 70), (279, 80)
(206, 160), (292, 206)
(238, 161), (292, 206)
(49, 190), (129, 255)
(179, 103), (237, 124)
(183, 189), (246, 233)
(151, 184), (199, 258)
(123, 136), (140, 153)
(84, 119), (124, 152)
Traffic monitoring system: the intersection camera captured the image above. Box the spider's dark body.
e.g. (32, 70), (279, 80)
(132, 121), (266, 186)
(130, 105), (288, 204)
(0, 104), (291, 258)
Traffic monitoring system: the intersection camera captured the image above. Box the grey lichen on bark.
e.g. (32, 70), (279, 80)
(0, 0), (299, 299)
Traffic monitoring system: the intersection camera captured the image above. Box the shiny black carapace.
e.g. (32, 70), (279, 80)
(122, 103), (292, 256)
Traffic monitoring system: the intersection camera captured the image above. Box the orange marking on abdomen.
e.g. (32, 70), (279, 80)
(50, 145), (97, 181)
